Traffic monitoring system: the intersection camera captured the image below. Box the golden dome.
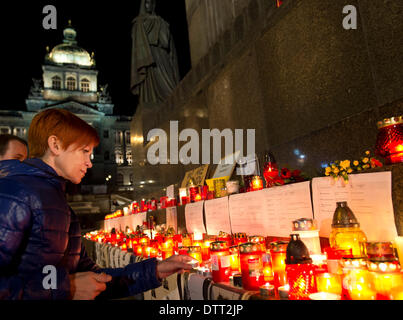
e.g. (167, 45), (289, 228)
(47, 24), (95, 67)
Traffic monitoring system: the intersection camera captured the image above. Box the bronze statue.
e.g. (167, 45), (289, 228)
(131, 0), (180, 105)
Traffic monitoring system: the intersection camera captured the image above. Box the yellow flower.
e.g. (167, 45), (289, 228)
(333, 167), (340, 174)
(340, 160), (351, 169)
(363, 157), (369, 164)
(347, 168), (353, 173)
(353, 160), (359, 166)
(365, 150), (370, 155)
(325, 167), (332, 173)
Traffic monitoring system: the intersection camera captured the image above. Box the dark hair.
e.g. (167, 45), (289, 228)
(0, 134), (28, 156)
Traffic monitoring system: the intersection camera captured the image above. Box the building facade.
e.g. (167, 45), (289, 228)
(0, 23), (133, 194)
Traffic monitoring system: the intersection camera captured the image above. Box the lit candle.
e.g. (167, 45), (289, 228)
(309, 292), (341, 300)
(343, 267), (376, 300)
(259, 283), (275, 298)
(210, 241), (231, 283)
(201, 239), (213, 261)
(270, 241), (288, 288)
(229, 245), (240, 274)
(239, 242), (265, 290)
(139, 236), (150, 246)
(179, 188), (188, 205)
(278, 285), (289, 300)
(182, 235), (192, 247)
(188, 246), (202, 263)
(251, 175), (263, 191)
(316, 273), (342, 295)
(161, 241), (174, 260)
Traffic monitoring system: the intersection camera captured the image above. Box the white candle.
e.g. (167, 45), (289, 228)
(278, 285), (289, 300)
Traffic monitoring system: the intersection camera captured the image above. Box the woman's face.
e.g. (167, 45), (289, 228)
(54, 142), (94, 184)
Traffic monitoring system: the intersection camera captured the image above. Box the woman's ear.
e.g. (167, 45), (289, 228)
(47, 135), (62, 156)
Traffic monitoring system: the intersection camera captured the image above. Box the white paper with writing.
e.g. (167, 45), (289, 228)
(166, 184), (175, 199)
(128, 212), (147, 231)
(312, 172), (397, 241)
(185, 201), (206, 234)
(204, 197), (231, 235)
(262, 181), (313, 237)
(228, 181), (313, 236)
(166, 207), (178, 233)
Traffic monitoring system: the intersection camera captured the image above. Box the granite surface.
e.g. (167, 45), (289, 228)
(129, 0), (403, 227)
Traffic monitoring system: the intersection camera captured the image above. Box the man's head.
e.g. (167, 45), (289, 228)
(28, 108), (100, 184)
(0, 134), (28, 161)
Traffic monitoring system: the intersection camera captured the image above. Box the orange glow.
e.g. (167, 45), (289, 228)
(316, 273), (342, 295)
(251, 176), (263, 191)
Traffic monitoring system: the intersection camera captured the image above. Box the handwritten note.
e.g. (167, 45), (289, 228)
(204, 197), (231, 235)
(228, 191), (267, 235)
(166, 207), (178, 232)
(312, 172), (397, 241)
(261, 181), (313, 237)
(228, 181), (313, 237)
(185, 201), (206, 234)
(129, 212), (147, 231)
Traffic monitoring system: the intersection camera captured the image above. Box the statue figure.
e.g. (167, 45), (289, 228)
(29, 78), (43, 97)
(99, 84), (112, 103)
(131, 0), (180, 105)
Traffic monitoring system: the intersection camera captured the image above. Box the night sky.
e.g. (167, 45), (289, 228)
(0, 0), (191, 116)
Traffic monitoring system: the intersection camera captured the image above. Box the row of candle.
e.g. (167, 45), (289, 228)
(104, 176), (266, 221)
(85, 228), (403, 300)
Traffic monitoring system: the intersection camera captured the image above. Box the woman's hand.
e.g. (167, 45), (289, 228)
(156, 255), (193, 280)
(69, 272), (112, 300)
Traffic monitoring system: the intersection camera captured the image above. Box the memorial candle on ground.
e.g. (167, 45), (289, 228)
(239, 242), (265, 290)
(210, 241), (231, 283)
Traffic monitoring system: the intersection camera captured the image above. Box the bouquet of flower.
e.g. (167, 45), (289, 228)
(325, 150), (383, 182)
(270, 168), (309, 186)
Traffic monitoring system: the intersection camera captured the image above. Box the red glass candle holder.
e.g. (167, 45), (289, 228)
(375, 116), (403, 164)
(286, 263), (317, 300)
(210, 241), (231, 283)
(263, 151), (279, 188)
(181, 196), (190, 205)
(160, 196), (168, 208)
(189, 186), (200, 203)
(188, 246), (202, 263)
(200, 185), (209, 200)
(233, 233), (248, 246)
(249, 235), (266, 250)
(229, 245), (240, 273)
(270, 241), (288, 288)
(239, 242), (265, 291)
(178, 246), (189, 256)
(251, 176), (264, 191)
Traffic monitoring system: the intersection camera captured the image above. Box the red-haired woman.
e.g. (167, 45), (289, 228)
(0, 108), (191, 300)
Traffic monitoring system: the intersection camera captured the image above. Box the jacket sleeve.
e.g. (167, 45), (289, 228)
(95, 258), (162, 300)
(75, 242), (100, 273)
(0, 194), (70, 300)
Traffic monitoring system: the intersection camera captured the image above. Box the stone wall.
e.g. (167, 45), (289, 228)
(131, 0), (403, 200)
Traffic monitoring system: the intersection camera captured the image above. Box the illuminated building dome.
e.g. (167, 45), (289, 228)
(47, 22), (95, 67)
